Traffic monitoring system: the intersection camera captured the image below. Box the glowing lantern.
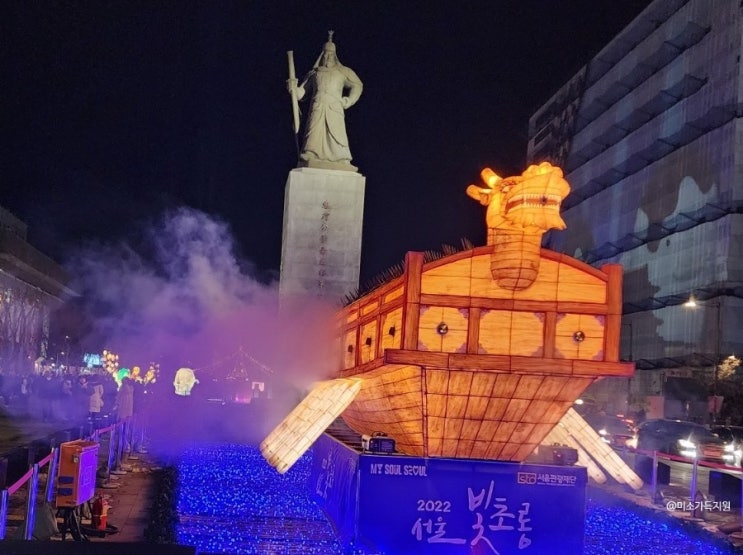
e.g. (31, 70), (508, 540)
(144, 363), (159, 385)
(115, 368), (131, 387)
(467, 162), (570, 289)
(102, 350), (119, 375)
(173, 367), (199, 396)
(479, 167), (501, 187)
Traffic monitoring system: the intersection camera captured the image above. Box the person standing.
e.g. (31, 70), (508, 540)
(15, 375), (31, 416)
(287, 31), (363, 170)
(37, 371), (57, 422)
(59, 377), (74, 421)
(116, 377), (135, 451)
(88, 376), (105, 423)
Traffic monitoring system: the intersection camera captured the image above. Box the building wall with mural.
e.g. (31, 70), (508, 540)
(526, 0), (743, 415)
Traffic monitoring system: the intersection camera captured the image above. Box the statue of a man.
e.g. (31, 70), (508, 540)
(287, 32), (363, 171)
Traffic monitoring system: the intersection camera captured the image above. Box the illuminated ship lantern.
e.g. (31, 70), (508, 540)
(261, 163), (635, 475)
(467, 162), (570, 290)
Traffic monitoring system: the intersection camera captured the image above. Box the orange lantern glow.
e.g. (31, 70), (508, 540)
(479, 167), (501, 187)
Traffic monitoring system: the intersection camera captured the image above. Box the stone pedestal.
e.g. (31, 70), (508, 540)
(279, 167), (366, 306)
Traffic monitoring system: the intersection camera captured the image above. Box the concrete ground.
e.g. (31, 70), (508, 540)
(0, 409), (169, 550)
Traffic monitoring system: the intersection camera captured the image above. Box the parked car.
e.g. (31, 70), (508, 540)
(585, 414), (634, 449)
(632, 419), (730, 464)
(710, 425), (743, 467)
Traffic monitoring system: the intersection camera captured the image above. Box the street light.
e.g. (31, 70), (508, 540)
(64, 335), (70, 367)
(683, 295), (722, 423)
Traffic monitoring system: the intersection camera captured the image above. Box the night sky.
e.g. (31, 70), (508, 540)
(4, 1), (652, 286)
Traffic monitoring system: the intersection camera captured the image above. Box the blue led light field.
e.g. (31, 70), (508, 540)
(175, 444), (735, 555)
(584, 488), (735, 555)
(176, 444), (349, 555)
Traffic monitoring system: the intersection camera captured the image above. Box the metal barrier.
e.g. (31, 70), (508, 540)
(0, 420), (126, 540)
(0, 448), (55, 540)
(633, 447), (743, 520)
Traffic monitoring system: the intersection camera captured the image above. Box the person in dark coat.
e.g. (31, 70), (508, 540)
(37, 371), (58, 422)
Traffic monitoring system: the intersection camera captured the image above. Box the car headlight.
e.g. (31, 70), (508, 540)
(678, 438), (696, 449)
(598, 428), (607, 436)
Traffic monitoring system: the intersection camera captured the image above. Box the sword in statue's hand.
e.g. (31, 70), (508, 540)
(287, 51), (300, 158)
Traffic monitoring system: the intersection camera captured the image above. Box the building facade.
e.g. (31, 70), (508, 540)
(527, 0), (743, 417)
(0, 205), (73, 374)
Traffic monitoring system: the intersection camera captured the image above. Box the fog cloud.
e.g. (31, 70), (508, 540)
(67, 207), (337, 388)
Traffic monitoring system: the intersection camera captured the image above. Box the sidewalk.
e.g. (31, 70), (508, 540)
(88, 452), (158, 543)
(0, 418), (172, 550)
(2, 453), (157, 541)
(4, 447), (204, 554)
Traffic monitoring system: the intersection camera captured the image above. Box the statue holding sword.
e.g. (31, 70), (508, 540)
(287, 31), (363, 171)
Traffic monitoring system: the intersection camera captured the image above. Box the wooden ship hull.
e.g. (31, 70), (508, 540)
(335, 246), (633, 461)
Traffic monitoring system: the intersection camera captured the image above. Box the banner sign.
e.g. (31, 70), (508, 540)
(311, 435), (587, 554)
(309, 434), (360, 546)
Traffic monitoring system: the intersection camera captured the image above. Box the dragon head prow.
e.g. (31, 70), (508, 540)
(467, 162), (571, 289)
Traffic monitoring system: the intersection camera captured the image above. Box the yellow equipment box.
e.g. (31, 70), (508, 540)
(56, 440), (99, 507)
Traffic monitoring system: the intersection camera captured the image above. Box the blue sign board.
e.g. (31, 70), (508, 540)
(310, 434), (587, 555)
(309, 435), (360, 547)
